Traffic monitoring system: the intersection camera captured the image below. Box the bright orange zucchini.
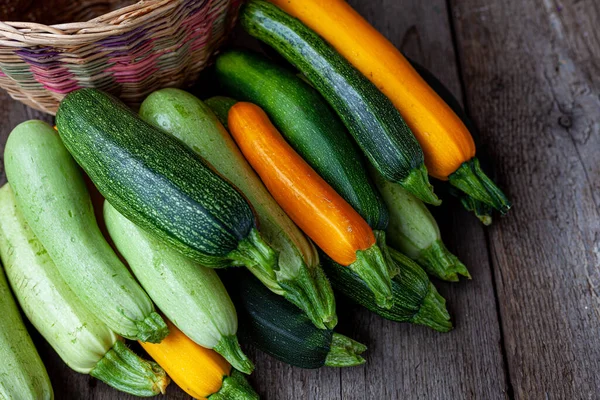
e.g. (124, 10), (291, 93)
(228, 102), (394, 308)
(269, 0), (510, 214)
(140, 320), (258, 400)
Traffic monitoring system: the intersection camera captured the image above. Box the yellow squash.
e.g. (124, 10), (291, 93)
(140, 320), (258, 400)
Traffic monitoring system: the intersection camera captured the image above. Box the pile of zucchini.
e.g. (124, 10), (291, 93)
(0, 0), (510, 398)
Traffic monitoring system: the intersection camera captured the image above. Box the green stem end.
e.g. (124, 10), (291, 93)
(229, 228), (278, 281)
(388, 248), (452, 332)
(209, 370), (260, 400)
(279, 264), (338, 330)
(214, 335), (255, 375)
(459, 194), (493, 225)
(90, 340), (170, 397)
(350, 243), (394, 309)
(324, 333), (367, 368)
(135, 311), (169, 343)
(400, 164), (441, 206)
(416, 240), (471, 282)
(412, 283), (453, 333)
(449, 158), (511, 215)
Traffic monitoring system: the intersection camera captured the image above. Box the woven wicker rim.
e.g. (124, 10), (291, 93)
(0, 0), (189, 47)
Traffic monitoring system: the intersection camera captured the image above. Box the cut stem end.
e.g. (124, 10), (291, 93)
(135, 311), (169, 343)
(90, 340), (170, 397)
(324, 333), (367, 368)
(417, 240), (471, 282)
(412, 283), (453, 332)
(209, 369), (260, 400)
(449, 158), (511, 214)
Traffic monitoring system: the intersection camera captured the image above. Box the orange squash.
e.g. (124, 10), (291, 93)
(228, 102), (394, 307)
(269, 0), (510, 213)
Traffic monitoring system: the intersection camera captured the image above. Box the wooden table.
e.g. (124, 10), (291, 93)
(1, 0), (599, 398)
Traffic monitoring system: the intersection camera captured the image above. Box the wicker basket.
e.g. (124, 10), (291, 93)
(0, 0), (241, 114)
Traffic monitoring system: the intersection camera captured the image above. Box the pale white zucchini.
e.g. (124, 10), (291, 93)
(3, 120), (167, 342)
(0, 184), (169, 396)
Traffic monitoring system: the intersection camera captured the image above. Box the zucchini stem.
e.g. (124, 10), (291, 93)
(388, 249), (453, 332)
(214, 335), (255, 375)
(229, 228), (278, 280)
(374, 230), (400, 278)
(458, 193), (493, 225)
(416, 240), (471, 282)
(400, 164), (441, 206)
(350, 243), (394, 309)
(324, 333), (367, 367)
(134, 311), (169, 343)
(449, 158), (511, 214)
(412, 283), (453, 333)
(279, 263), (338, 330)
(90, 340), (169, 396)
(209, 370), (260, 400)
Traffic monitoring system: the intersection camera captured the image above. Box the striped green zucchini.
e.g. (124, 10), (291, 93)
(322, 250), (452, 332)
(222, 268), (366, 369)
(205, 96), (237, 129)
(372, 170), (470, 281)
(55, 89), (276, 274)
(0, 185), (169, 396)
(140, 88), (337, 329)
(0, 255), (53, 400)
(4, 120), (167, 343)
(103, 201), (254, 374)
(239, 0), (439, 205)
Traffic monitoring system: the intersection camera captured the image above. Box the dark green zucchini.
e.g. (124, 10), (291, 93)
(221, 268), (366, 369)
(239, 0), (440, 205)
(205, 96), (237, 130)
(214, 49), (388, 231)
(323, 249), (452, 332)
(408, 59), (497, 224)
(56, 88), (276, 272)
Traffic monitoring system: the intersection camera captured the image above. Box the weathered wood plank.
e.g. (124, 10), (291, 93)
(449, 0), (600, 398)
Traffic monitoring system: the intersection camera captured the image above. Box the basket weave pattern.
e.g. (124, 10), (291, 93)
(0, 0), (240, 114)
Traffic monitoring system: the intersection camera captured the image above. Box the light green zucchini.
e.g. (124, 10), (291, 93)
(372, 171), (470, 281)
(0, 184), (169, 397)
(0, 260), (53, 400)
(103, 201), (254, 374)
(3, 120), (167, 343)
(139, 88), (337, 330)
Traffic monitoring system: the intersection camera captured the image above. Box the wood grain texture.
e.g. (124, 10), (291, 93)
(449, 0), (600, 398)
